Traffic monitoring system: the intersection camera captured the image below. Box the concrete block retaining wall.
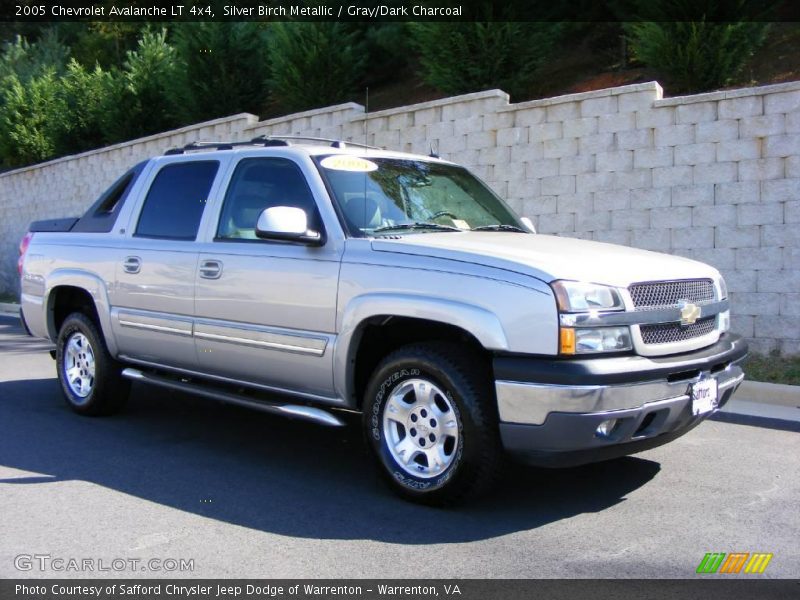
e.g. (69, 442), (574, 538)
(2, 80), (798, 353)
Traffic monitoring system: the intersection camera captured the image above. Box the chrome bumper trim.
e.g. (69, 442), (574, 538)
(496, 363), (744, 425)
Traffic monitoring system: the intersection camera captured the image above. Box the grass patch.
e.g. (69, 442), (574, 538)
(744, 352), (800, 386)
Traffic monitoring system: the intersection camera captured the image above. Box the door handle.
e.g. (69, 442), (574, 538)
(122, 256), (141, 274)
(199, 259), (223, 279)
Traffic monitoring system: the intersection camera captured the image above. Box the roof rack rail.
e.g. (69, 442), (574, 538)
(164, 135), (380, 156)
(260, 135), (380, 150)
(164, 137), (289, 155)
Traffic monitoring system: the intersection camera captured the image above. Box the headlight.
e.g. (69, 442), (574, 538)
(718, 276), (728, 300)
(551, 280), (624, 312)
(551, 281), (630, 355)
(560, 326), (633, 354)
(718, 310), (730, 332)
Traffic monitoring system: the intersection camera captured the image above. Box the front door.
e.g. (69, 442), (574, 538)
(193, 156), (342, 400)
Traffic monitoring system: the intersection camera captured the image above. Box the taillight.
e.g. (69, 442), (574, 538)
(18, 231), (33, 276)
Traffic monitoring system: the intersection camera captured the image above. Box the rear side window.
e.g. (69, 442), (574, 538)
(135, 161), (219, 240)
(72, 160), (147, 233)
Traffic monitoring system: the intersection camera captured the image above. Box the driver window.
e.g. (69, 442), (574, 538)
(217, 158), (319, 240)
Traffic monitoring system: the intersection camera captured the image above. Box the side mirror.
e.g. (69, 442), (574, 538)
(255, 206), (323, 245)
(520, 217), (536, 233)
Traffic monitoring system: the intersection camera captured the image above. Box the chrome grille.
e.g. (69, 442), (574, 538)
(629, 279), (714, 311)
(640, 317), (716, 345)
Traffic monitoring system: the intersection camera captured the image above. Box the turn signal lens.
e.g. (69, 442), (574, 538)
(560, 327), (576, 354)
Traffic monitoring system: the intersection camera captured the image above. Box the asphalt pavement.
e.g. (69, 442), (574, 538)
(0, 314), (797, 578)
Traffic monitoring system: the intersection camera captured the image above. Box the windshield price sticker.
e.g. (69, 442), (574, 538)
(320, 156), (379, 172)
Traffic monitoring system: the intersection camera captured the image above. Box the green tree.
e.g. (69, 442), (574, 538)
(268, 23), (367, 112)
(408, 22), (563, 98)
(626, 20), (769, 92)
(66, 21), (153, 69)
(56, 59), (116, 153)
(0, 70), (66, 166)
(0, 29), (70, 82)
(358, 23), (410, 88)
(620, 0), (774, 92)
(171, 22), (270, 122)
(105, 28), (181, 141)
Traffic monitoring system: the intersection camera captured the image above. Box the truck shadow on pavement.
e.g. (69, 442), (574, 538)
(0, 376), (661, 544)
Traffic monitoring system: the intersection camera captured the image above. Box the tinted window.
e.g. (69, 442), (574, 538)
(135, 161), (218, 240)
(217, 158), (319, 240)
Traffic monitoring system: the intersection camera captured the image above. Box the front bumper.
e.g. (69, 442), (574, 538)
(494, 333), (747, 467)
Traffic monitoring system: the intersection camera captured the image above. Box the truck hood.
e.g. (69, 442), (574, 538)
(370, 232), (719, 287)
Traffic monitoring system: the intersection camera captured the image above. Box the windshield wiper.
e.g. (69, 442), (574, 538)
(373, 222), (461, 233)
(471, 224), (527, 233)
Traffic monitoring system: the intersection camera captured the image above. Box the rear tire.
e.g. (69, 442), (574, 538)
(362, 342), (501, 506)
(56, 312), (129, 416)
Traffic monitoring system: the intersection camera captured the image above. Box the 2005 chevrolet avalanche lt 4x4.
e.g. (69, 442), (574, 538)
(19, 137), (747, 504)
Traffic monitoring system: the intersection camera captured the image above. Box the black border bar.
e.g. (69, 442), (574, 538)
(2, 580), (799, 600)
(3, 1), (800, 22)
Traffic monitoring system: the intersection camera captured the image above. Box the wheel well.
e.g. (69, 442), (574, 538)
(50, 286), (100, 335)
(351, 316), (490, 408)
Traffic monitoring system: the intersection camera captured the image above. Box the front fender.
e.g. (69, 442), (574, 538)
(44, 269), (119, 356)
(333, 293), (509, 404)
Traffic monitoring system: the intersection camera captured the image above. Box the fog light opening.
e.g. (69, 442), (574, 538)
(595, 418), (618, 438)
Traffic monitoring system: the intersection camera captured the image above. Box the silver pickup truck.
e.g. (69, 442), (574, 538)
(19, 137), (747, 505)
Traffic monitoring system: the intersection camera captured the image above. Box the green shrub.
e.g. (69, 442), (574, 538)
(0, 29), (182, 167)
(359, 23), (411, 87)
(171, 22), (270, 122)
(106, 28), (181, 141)
(68, 22), (152, 68)
(0, 29), (70, 82)
(0, 31), (71, 167)
(56, 59), (116, 153)
(408, 22), (563, 98)
(623, 0), (773, 93)
(627, 20), (769, 92)
(0, 70), (66, 166)
(268, 23), (366, 112)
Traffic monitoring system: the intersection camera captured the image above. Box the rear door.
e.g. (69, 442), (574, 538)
(111, 158), (222, 370)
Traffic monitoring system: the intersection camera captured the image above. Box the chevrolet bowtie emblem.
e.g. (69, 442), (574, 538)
(679, 301), (701, 326)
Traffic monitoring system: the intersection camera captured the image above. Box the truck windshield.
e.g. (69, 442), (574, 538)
(315, 155), (524, 236)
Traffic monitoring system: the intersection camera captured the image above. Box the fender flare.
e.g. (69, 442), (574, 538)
(44, 269), (119, 356)
(333, 293), (509, 405)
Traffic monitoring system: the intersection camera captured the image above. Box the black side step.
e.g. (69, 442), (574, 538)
(121, 368), (345, 427)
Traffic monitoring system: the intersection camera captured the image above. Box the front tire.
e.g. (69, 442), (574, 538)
(363, 342), (501, 506)
(56, 312), (129, 416)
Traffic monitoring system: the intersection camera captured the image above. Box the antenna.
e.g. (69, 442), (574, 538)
(363, 87), (369, 229)
(364, 87), (369, 150)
